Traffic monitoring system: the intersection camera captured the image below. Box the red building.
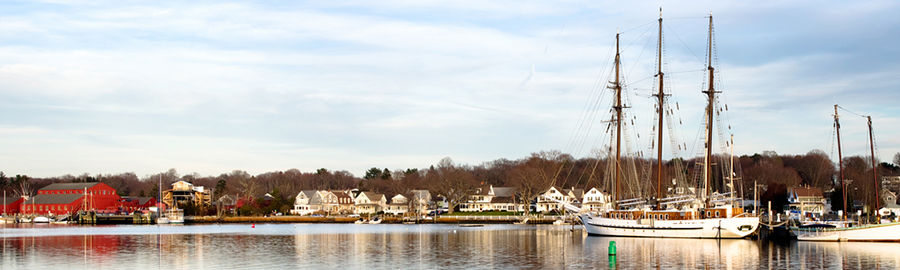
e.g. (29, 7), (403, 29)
(21, 182), (122, 216)
(2, 196), (24, 215)
(120, 197), (157, 213)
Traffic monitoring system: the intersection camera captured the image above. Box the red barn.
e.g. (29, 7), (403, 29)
(2, 196), (24, 215)
(21, 182), (122, 215)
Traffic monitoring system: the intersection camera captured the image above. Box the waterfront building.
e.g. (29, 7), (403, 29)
(1, 196), (24, 215)
(22, 182), (121, 215)
(460, 185), (520, 212)
(787, 186), (826, 218)
(332, 190), (356, 214)
(410, 190), (431, 214)
(162, 181), (211, 208)
(535, 186), (576, 213)
(354, 192), (385, 214)
(580, 187), (611, 212)
(119, 197), (157, 213)
(384, 194), (409, 215)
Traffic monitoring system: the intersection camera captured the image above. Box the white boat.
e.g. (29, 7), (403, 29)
(32, 216), (51, 223)
(578, 13), (758, 239)
(354, 218), (366, 224)
(794, 222), (900, 242)
(580, 211), (759, 238)
(792, 108), (900, 242)
(368, 217), (382, 224)
(166, 208), (184, 224)
(515, 218), (529, 225)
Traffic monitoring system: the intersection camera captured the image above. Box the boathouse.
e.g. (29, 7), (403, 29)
(21, 182), (122, 215)
(2, 196), (24, 215)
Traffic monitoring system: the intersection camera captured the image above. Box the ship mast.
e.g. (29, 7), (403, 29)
(612, 31), (623, 209)
(654, 9), (665, 210)
(834, 105), (846, 220)
(702, 14), (719, 208)
(867, 116), (880, 216)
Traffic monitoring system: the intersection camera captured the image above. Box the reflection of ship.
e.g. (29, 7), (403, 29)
(793, 107), (900, 241)
(578, 13), (758, 239)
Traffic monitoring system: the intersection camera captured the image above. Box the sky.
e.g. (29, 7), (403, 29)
(1, 0), (899, 179)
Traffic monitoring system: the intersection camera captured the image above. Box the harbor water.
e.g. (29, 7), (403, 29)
(2, 223), (899, 269)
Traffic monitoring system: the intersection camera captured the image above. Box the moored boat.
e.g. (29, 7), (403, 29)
(792, 107), (900, 242)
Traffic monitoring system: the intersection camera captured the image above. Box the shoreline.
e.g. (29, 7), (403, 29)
(186, 215), (563, 224)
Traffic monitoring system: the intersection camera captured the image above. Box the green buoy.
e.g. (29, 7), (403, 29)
(608, 241), (617, 255)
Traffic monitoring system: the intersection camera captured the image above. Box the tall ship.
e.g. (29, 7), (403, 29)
(578, 12), (759, 238)
(791, 106), (900, 241)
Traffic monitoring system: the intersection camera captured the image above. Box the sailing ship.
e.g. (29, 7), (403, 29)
(792, 106), (900, 241)
(578, 12), (759, 238)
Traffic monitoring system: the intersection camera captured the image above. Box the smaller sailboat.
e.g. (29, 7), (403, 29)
(793, 108), (900, 241)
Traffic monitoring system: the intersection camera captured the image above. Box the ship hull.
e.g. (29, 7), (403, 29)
(580, 213), (759, 239)
(793, 221), (900, 242)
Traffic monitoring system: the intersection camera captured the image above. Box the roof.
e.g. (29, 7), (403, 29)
(1, 197), (24, 205)
(27, 194), (84, 204)
(40, 182), (101, 191)
(791, 187), (823, 197)
(490, 197), (515, 204)
(360, 192), (384, 202)
(122, 197), (155, 205)
(493, 187), (516, 197)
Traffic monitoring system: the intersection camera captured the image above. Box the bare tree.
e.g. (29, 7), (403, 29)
(509, 151), (568, 216)
(426, 157), (478, 214)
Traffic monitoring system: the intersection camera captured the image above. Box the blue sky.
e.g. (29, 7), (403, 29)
(1, 1), (898, 178)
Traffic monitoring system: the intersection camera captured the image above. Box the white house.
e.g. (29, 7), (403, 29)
(460, 186), (521, 212)
(354, 192), (386, 214)
(291, 190), (322, 215)
(333, 190), (356, 214)
(787, 187), (826, 217)
(410, 190), (431, 214)
(384, 194), (409, 215)
(580, 187), (611, 212)
(535, 187), (569, 213)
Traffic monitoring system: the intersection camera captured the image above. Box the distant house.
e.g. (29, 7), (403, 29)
(489, 187), (522, 212)
(22, 182), (121, 215)
(460, 186), (521, 212)
(163, 181), (211, 208)
(333, 190), (356, 214)
(292, 190), (324, 215)
(788, 186), (826, 217)
(535, 187), (572, 213)
(354, 192), (386, 214)
(581, 188), (611, 212)
(879, 189), (900, 219)
(410, 190), (431, 214)
(384, 194), (409, 215)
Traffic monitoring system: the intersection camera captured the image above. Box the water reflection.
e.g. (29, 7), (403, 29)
(2, 223), (899, 269)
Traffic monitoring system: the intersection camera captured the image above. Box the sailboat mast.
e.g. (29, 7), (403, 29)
(655, 9), (665, 210)
(868, 116), (880, 214)
(834, 105), (846, 220)
(614, 31), (623, 208)
(702, 14), (717, 208)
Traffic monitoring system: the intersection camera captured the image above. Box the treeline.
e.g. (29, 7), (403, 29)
(1, 149), (897, 215)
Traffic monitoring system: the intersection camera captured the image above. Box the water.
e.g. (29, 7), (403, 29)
(2, 223), (899, 269)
